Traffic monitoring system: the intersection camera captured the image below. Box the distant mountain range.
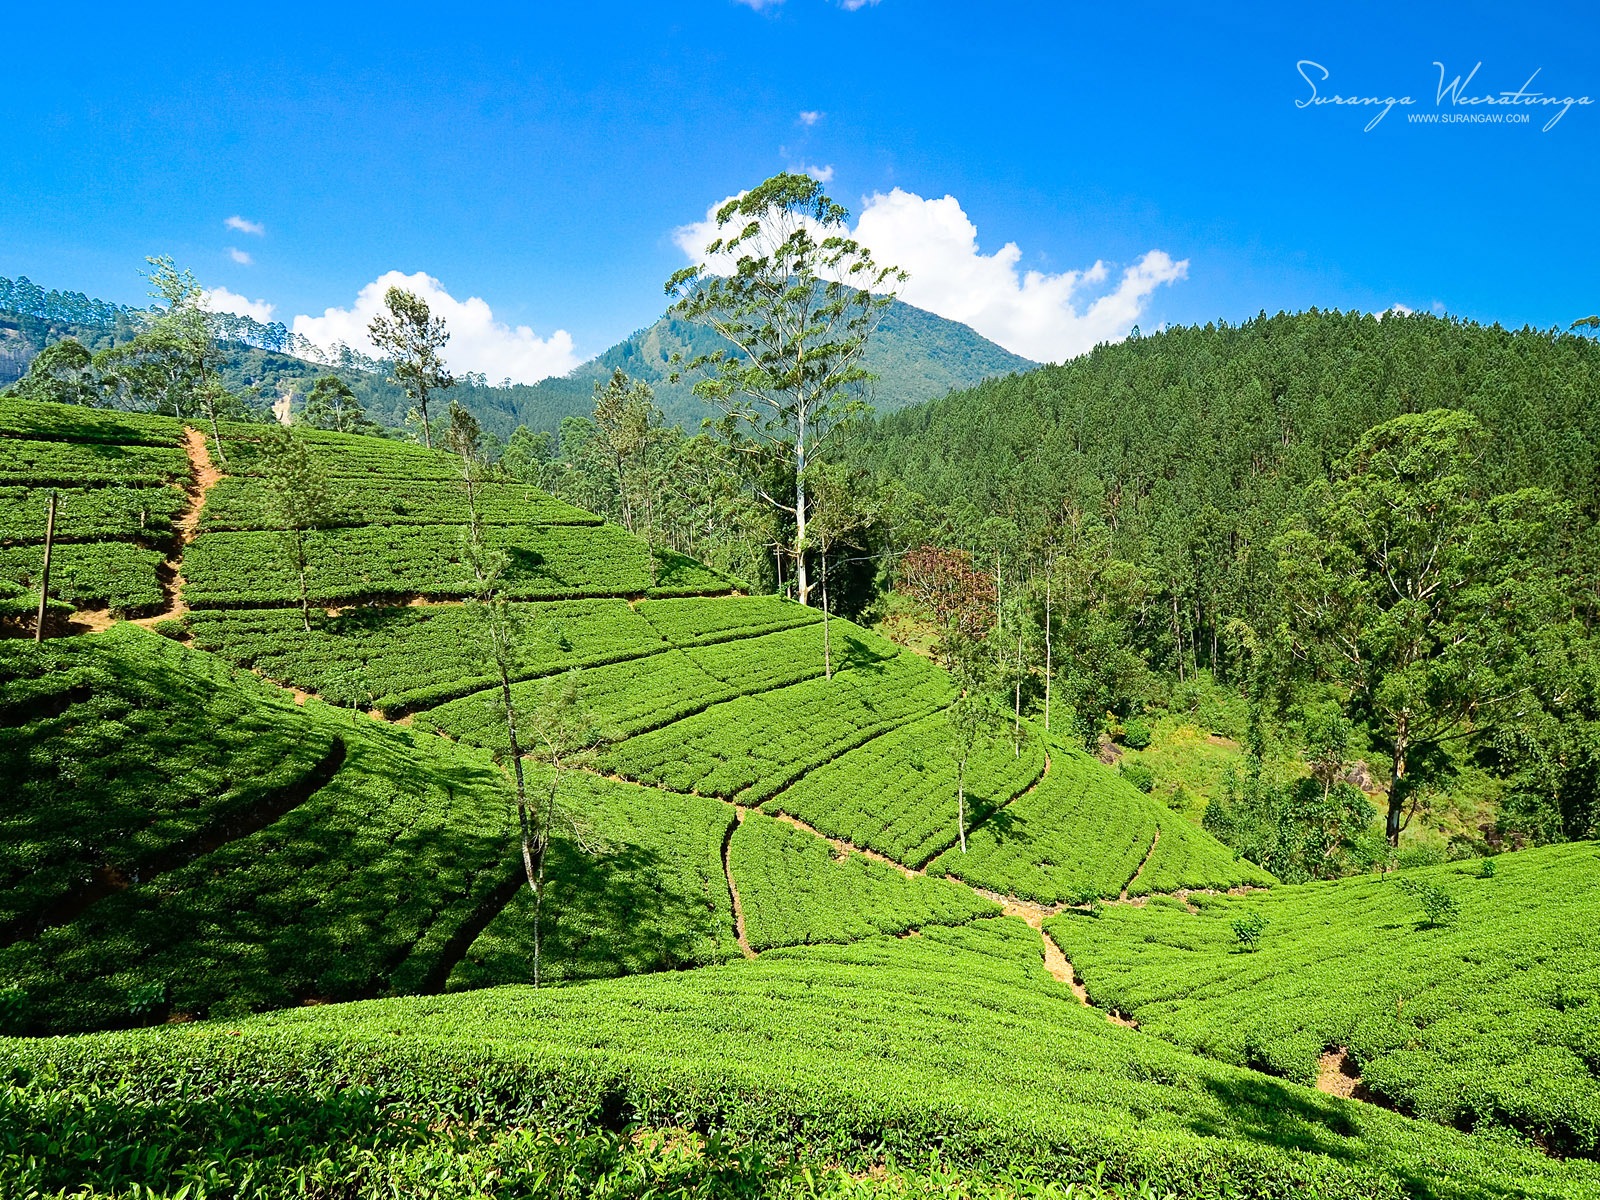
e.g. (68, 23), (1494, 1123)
(511, 300), (1036, 432)
(0, 275), (1034, 440)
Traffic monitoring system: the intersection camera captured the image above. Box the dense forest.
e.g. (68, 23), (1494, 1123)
(845, 310), (1600, 863)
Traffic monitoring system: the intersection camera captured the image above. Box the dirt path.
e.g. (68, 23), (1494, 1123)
(767, 810), (923, 878)
(722, 808), (756, 959)
(130, 426), (221, 628)
(1120, 828), (1160, 901)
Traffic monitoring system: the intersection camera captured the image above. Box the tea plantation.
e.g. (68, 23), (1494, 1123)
(4, 398), (1599, 1199)
(8, 921), (1597, 1200)
(0, 401), (192, 613)
(1045, 844), (1600, 1160)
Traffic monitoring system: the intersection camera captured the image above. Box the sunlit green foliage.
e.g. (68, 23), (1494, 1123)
(731, 813), (998, 949)
(1047, 842), (1600, 1156)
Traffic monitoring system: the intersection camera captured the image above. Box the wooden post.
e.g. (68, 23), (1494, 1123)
(35, 490), (57, 644)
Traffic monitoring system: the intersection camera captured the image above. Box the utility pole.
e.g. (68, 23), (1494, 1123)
(35, 490), (57, 644)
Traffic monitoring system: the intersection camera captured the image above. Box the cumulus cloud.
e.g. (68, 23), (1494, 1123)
(227, 247), (253, 265)
(798, 110), (824, 126)
(291, 271), (580, 385)
(1377, 303), (1413, 318)
(224, 215), (265, 236)
(802, 163), (835, 182)
(204, 287), (276, 322)
(839, 0), (881, 8)
(674, 187), (1187, 363)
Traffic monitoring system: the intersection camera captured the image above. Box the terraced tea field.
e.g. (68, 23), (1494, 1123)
(4, 397), (1598, 1200)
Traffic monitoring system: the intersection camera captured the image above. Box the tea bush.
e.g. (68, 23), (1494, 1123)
(1046, 844), (1600, 1156)
(6, 919), (1589, 1200)
(767, 711), (1049, 868)
(730, 813), (998, 950)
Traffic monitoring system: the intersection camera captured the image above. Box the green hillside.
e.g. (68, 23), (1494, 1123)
(857, 309), (1600, 673)
(4, 394), (1599, 1198)
(11, 917), (1596, 1200)
(1047, 842), (1600, 1158)
(1, 275), (1034, 438)
(517, 301), (1036, 430)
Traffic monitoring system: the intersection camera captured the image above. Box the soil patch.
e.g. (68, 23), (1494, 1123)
(1316, 1048), (1364, 1100)
(722, 808), (755, 958)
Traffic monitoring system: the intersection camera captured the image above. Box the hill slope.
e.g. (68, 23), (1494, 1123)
(861, 309), (1600, 534)
(9, 917), (1597, 1200)
(5, 395), (1598, 1198)
(511, 300), (1036, 430)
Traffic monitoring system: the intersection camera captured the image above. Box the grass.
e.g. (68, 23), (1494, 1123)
(766, 711), (1049, 868)
(3, 397), (1594, 1200)
(601, 645), (953, 805)
(0, 627), (521, 1034)
(0, 625), (340, 935)
(1118, 715), (1247, 822)
(928, 746), (1272, 902)
(186, 599), (667, 714)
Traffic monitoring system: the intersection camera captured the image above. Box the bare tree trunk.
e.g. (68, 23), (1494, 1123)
(1014, 635), (1023, 756)
(35, 490), (56, 643)
(498, 662), (542, 982)
(957, 752), (968, 853)
(615, 450), (632, 532)
(298, 563), (311, 633)
(1386, 717), (1409, 848)
(794, 418), (810, 606)
(1172, 594), (1185, 683)
(418, 392), (432, 450)
(208, 406), (227, 465)
(995, 551), (1002, 631)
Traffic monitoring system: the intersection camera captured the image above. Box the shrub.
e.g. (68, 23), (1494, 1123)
(1415, 883), (1460, 927)
(0, 984), (27, 1034)
(1121, 718), (1153, 750)
(126, 979), (167, 1017)
(1119, 761), (1155, 793)
(1230, 911), (1269, 952)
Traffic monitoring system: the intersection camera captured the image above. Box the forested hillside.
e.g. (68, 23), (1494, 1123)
(855, 310), (1600, 854)
(863, 309), (1600, 564)
(517, 301), (1035, 430)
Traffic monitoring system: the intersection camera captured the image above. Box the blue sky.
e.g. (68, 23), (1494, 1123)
(2, 2), (1596, 379)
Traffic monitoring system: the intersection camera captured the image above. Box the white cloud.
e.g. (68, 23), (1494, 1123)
(224, 215), (265, 236)
(733, 0), (783, 8)
(204, 287), (276, 322)
(227, 247), (253, 265)
(839, 0), (880, 8)
(798, 110), (824, 126)
(1376, 303), (1412, 319)
(674, 187), (1188, 363)
(802, 163), (835, 182)
(291, 270), (581, 385)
